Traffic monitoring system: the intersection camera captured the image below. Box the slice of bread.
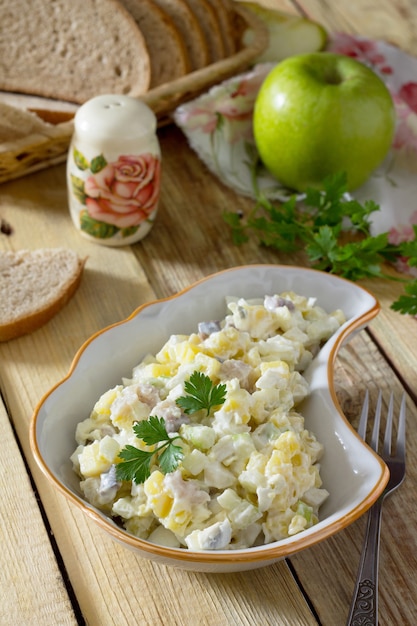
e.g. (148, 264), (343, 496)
(0, 0), (151, 104)
(119, 0), (190, 88)
(0, 248), (85, 341)
(182, 0), (226, 63)
(0, 102), (55, 143)
(205, 0), (237, 56)
(152, 0), (210, 71)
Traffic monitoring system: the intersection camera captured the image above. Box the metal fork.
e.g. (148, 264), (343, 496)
(346, 390), (407, 626)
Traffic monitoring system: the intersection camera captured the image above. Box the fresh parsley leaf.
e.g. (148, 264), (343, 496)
(116, 416), (183, 484)
(304, 171), (348, 227)
(397, 227), (417, 265)
(223, 211), (249, 245)
(306, 225), (339, 265)
(345, 199), (380, 233)
(133, 415), (170, 446)
(391, 280), (417, 315)
(159, 442), (185, 475)
(116, 445), (153, 484)
(307, 230), (390, 280)
(176, 371), (226, 416)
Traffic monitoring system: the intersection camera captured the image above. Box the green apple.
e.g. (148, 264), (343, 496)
(241, 2), (327, 62)
(253, 52), (396, 192)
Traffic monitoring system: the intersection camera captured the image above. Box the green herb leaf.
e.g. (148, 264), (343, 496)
(158, 442), (185, 475)
(397, 227), (417, 264)
(307, 230), (390, 280)
(391, 280), (417, 315)
(116, 445), (153, 483)
(176, 371), (226, 416)
(116, 416), (184, 484)
(133, 415), (171, 446)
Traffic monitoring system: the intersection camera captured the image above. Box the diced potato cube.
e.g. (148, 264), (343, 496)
(194, 352), (221, 379)
(91, 386), (123, 421)
(78, 436), (120, 478)
(144, 471), (174, 519)
(228, 499), (261, 530)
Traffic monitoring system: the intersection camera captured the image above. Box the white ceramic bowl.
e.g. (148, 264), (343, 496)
(30, 265), (387, 572)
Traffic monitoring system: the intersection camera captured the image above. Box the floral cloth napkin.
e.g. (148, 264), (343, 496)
(173, 33), (417, 261)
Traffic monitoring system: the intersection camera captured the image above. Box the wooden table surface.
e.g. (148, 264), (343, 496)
(1, 1), (417, 624)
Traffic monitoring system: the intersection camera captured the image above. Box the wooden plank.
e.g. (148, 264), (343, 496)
(0, 397), (77, 626)
(359, 276), (417, 402)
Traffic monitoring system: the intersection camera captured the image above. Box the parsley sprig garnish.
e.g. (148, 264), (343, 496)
(176, 370), (226, 416)
(115, 372), (226, 484)
(223, 169), (417, 315)
(115, 416), (184, 484)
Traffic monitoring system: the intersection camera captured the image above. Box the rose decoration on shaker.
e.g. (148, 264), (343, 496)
(69, 149), (161, 240)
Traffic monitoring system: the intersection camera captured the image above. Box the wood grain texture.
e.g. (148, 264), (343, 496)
(359, 275), (417, 401)
(0, 398), (77, 625)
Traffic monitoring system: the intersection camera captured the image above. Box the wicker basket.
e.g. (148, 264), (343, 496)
(0, 6), (268, 185)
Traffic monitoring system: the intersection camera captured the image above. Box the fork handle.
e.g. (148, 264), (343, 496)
(346, 498), (383, 626)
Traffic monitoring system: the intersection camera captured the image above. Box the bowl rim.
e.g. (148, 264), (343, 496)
(30, 264), (387, 564)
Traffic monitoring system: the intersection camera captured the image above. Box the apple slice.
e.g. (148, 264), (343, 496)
(241, 2), (327, 63)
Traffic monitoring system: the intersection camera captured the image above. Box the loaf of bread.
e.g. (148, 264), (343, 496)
(0, 0), (243, 105)
(0, 248), (85, 341)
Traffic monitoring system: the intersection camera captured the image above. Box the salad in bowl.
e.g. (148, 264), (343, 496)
(31, 265), (386, 572)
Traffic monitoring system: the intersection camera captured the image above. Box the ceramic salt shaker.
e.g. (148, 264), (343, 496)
(67, 94), (161, 246)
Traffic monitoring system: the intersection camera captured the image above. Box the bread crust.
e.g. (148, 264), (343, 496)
(205, 0), (237, 56)
(0, 249), (85, 341)
(182, 0), (226, 63)
(120, 0), (190, 87)
(152, 0), (210, 70)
